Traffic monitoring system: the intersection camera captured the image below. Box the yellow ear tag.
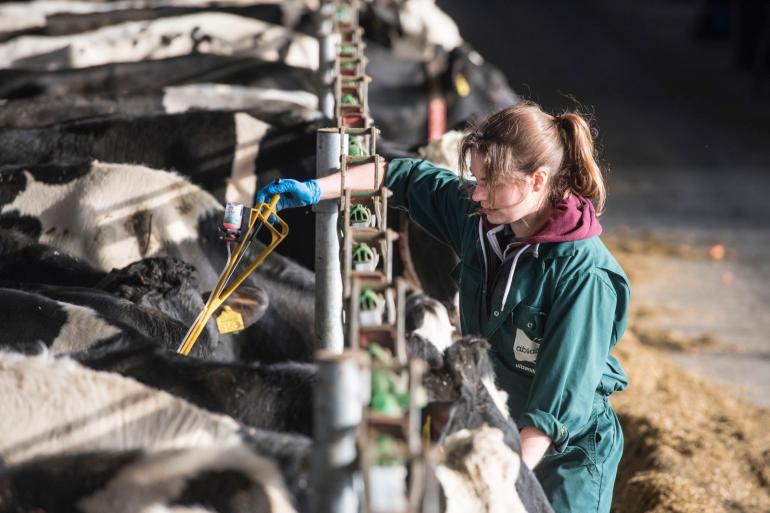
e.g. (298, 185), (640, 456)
(454, 74), (471, 97)
(215, 306), (245, 334)
(422, 415), (432, 448)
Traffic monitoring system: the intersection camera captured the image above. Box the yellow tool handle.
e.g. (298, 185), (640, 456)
(177, 195), (286, 356)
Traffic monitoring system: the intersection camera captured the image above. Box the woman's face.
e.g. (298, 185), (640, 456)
(469, 151), (541, 226)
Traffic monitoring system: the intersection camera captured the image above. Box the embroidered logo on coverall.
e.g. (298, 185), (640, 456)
(513, 329), (540, 374)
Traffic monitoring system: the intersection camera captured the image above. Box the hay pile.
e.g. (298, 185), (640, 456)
(607, 235), (770, 513)
(611, 331), (770, 513)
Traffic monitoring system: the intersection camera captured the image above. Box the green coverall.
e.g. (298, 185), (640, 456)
(386, 158), (630, 513)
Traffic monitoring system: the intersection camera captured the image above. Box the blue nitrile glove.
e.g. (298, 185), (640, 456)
(255, 179), (321, 211)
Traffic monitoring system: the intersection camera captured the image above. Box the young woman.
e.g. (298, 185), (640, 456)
(256, 102), (630, 513)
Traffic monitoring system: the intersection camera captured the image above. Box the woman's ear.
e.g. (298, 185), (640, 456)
(531, 167), (550, 192)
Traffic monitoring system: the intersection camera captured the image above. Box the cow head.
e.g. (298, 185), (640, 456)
(100, 257), (269, 360)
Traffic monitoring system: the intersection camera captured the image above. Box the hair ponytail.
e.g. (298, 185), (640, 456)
(553, 112), (606, 213)
(459, 102), (607, 214)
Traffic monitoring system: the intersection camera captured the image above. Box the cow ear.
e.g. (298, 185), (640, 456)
(220, 286), (269, 327)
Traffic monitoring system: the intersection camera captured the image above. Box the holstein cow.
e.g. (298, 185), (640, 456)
(74, 293), (458, 434)
(0, 428), (540, 513)
(1, 445), (299, 513)
(0, 1), (308, 42)
(0, 161), (315, 362)
(0, 114), (325, 206)
(0, 12), (318, 71)
(0, 229), (268, 360)
(366, 41), (519, 150)
(0, 84), (320, 129)
(433, 425), (538, 513)
(0, 351), (246, 465)
(0, 54), (317, 101)
(361, 0), (463, 59)
(0, 0), (316, 38)
(423, 337), (554, 513)
(78, 339), (316, 435)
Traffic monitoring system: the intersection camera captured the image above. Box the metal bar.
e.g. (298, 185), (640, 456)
(318, 0), (338, 120)
(311, 350), (366, 513)
(315, 128), (348, 353)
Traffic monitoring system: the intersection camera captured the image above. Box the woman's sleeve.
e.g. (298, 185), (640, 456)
(385, 158), (476, 255)
(515, 269), (619, 452)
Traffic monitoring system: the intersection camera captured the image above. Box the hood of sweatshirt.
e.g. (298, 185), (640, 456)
(526, 194), (602, 243)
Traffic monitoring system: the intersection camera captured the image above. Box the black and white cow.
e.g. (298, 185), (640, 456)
(0, 229), (268, 360)
(0, 54), (317, 101)
(423, 337), (554, 513)
(0, 161), (315, 362)
(1, 444), (300, 513)
(0, 12), (318, 71)
(365, 40), (519, 151)
(77, 339), (316, 435)
(0, 85), (320, 129)
(0, 1), (298, 41)
(0, 351), (246, 465)
(0, 115), (325, 206)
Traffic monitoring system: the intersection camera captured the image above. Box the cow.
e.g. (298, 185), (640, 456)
(0, 351), (246, 465)
(77, 339), (316, 435)
(0, 0), (317, 37)
(0, 2), (296, 41)
(361, 0), (463, 59)
(422, 337), (554, 513)
(0, 12), (318, 71)
(365, 40), (519, 150)
(0, 427), (543, 513)
(0, 54), (317, 101)
(0, 161), (315, 362)
(0, 84), (320, 129)
(1, 445), (299, 513)
(433, 425), (539, 513)
(0, 230), (268, 360)
(0, 114), (326, 206)
(71, 293), (457, 434)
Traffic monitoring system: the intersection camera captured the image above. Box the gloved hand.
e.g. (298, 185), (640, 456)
(255, 179), (321, 211)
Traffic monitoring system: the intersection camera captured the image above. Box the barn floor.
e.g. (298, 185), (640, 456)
(438, 0), (770, 511)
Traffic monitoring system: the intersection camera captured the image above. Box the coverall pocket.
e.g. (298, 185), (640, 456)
(513, 304), (546, 341)
(543, 409), (599, 469)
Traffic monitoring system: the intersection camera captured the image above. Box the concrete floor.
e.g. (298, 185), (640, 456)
(438, 0), (770, 405)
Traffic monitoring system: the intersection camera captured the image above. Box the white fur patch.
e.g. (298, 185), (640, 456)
(435, 426), (526, 513)
(392, 0), (463, 58)
(0, 352), (242, 464)
(162, 84), (319, 115)
(50, 302), (121, 353)
(2, 161), (220, 272)
(418, 130), (465, 173)
(480, 376), (511, 420)
(0, 13), (318, 70)
(80, 445), (297, 513)
(412, 299), (455, 354)
(225, 113), (270, 206)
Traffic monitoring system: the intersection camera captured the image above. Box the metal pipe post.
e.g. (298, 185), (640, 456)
(318, 0), (339, 119)
(311, 350), (366, 513)
(315, 128), (347, 353)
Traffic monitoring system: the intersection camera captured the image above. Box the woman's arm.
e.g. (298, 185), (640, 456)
(520, 426), (552, 469)
(316, 160), (387, 200)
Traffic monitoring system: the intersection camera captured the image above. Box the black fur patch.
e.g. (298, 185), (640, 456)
(5, 450), (143, 513)
(0, 212), (41, 239)
(125, 210), (153, 257)
(0, 288), (69, 352)
(173, 469), (271, 513)
(0, 167), (26, 205)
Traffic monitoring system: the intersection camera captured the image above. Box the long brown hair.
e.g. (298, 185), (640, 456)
(459, 101), (606, 212)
